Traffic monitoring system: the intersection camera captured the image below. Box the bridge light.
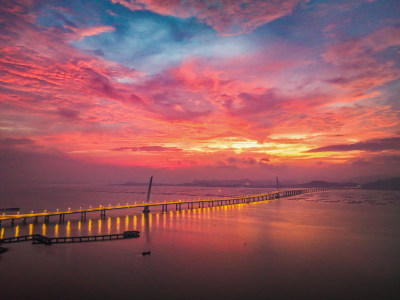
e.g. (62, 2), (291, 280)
(68, 207), (71, 211)
(57, 209), (59, 212)
(31, 211), (33, 214)
(90, 206), (92, 209)
(80, 206), (82, 210)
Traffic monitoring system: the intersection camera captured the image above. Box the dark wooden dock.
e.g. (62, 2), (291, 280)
(0, 231), (140, 245)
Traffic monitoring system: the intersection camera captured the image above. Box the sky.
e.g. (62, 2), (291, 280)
(0, 0), (399, 184)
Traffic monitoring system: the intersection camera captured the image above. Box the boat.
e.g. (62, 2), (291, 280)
(142, 251), (151, 256)
(123, 231), (140, 238)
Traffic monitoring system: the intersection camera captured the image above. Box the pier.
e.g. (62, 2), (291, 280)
(0, 188), (332, 226)
(0, 231), (140, 245)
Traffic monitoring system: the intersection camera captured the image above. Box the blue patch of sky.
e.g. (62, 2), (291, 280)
(74, 11), (251, 74)
(251, 0), (398, 57)
(34, 0), (109, 28)
(33, 0), (256, 74)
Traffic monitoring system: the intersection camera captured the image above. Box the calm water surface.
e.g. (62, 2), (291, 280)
(1, 185), (399, 300)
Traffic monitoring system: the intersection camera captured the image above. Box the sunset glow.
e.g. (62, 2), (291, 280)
(0, 0), (399, 183)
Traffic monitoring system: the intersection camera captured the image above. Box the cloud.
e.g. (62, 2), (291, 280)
(112, 146), (182, 152)
(58, 108), (80, 119)
(65, 25), (115, 41)
(322, 25), (400, 92)
(0, 137), (34, 146)
(307, 137), (400, 152)
(111, 0), (301, 35)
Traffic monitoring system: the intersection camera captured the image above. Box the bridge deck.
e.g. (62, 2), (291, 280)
(0, 188), (331, 224)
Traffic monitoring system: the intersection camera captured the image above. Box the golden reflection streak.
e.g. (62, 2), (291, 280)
(0, 228), (4, 239)
(116, 217), (120, 231)
(14, 225), (19, 237)
(88, 219), (91, 233)
(163, 213), (166, 228)
(107, 217), (111, 234)
(66, 221), (71, 237)
(149, 213), (152, 228)
(125, 216), (129, 230)
(29, 224), (33, 235)
(98, 219), (102, 234)
(54, 224), (59, 237)
(156, 213), (160, 227)
(78, 221), (81, 232)
(42, 224), (46, 236)
(141, 214), (144, 228)
(133, 215), (137, 230)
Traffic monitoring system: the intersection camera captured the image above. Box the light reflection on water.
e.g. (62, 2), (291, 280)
(0, 189), (399, 299)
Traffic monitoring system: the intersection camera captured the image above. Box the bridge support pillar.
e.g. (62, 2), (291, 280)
(143, 206), (150, 214)
(34, 216), (38, 223)
(100, 210), (106, 219)
(81, 212), (86, 222)
(44, 216), (50, 224)
(10, 219), (14, 226)
(22, 217), (27, 225)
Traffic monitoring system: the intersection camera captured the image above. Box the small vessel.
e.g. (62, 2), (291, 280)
(123, 231), (140, 238)
(142, 251), (151, 256)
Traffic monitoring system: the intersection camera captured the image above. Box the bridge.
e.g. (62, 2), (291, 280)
(0, 188), (331, 227)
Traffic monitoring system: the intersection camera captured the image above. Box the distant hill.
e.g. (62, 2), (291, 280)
(361, 177), (400, 190)
(296, 181), (359, 188)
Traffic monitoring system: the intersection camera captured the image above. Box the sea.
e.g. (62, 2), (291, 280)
(0, 184), (399, 300)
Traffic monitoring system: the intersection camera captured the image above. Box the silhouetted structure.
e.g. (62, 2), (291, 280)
(143, 176), (153, 214)
(0, 188), (334, 226)
(0, 231), (140, 245)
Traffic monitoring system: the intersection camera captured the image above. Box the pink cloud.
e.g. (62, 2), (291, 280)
(65, 25), (115, 41)
(321, 25), (400, 93)
(111, 0), (302, 35)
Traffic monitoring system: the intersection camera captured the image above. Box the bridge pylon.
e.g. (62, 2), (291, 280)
(143, 176), (153, 214)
